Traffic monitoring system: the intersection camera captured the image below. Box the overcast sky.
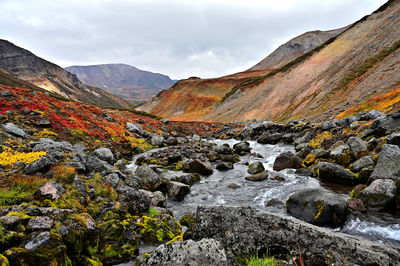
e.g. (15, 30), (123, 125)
(0, 0), (387, 80)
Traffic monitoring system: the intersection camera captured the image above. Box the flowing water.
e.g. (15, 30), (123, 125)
(129, 139), (400, 248)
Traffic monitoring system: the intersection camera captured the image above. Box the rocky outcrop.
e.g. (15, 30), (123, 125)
(191, 206), (400, 265)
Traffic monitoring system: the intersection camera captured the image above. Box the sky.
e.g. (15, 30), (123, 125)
(0, 0), (388, 80)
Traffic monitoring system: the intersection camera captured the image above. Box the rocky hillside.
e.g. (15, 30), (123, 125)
(65, 64), (176, 103)
(0, 40), (130, 109)
(248, 26), (349, 71)
(140, 0), (400, 123)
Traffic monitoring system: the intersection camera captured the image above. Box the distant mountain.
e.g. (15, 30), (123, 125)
(0, 40), (130, 108)
(65, 64), (176, 102)
(249, 27), (349, 71)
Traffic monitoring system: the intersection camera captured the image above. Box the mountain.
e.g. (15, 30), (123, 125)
(140, 0), (400, 122)
(65, 64), (176, 102)
(0, 40), (130, 108)
(248, 27), (349, 71)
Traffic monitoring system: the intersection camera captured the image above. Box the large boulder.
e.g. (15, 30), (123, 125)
(247, 161), (264, 174)
(32, 138), (74, 154)
(116, 184), (150, 215)
(151, 134), (164, 146)
(273, 152), (302, 171)
(191, 206), (400, 265)
(161, 172), (200, 186)
(92, 148), (115, 164)
(233, 141), (251, 155)
(183, 159), (213, 176)
(369, 144), (400, 182)
(349, 156), (374, 172)
(286, 188), (348, 226)
(167, 181), (190, 202)
(2, 123), (26, 138)
(316, 162), (359, 185)
(245, 171), (268, 181)
(360, 179), (397, 209)
(126, 122), (144, 135)
(347, 137), (368, 159)
(24, 156), (54, 175)
(135, 165), (162, 191)
(144, 238), (228, 266)
(257, 132), (283, 144)
(329, 144), (351, 166)
(27, 216), (54, 231)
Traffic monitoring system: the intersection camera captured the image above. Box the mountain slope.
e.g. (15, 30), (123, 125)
(0, 40), (130, 108)
(249, 27), (349, 71)
(141, 0), (400, 123)
(65, 64), (176, 102)
(138, 27), (346, 121)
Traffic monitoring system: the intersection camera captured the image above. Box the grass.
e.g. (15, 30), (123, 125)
(221, 36), (338, 103)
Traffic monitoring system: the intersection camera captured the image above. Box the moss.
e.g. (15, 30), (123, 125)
(136, 214), (181, 244)
(103, 211), (120, 222)
(0, 254), (9, 266)
(314, 201), (325, 220)
(5, 211), (32, 219)
(309, 131), (334, 149)
(179, 213), (196, 229)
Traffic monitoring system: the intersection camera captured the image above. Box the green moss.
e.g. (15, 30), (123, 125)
(179, 213), (196, 229)
(103, 211), (120, 222)
(136, 214), (181, 244)
(0, 254), (9, 266)
(314, 201), (325, 220)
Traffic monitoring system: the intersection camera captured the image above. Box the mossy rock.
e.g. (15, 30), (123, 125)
(0, 254), (9, 266)
(179, 213), (195, 229)
(4, 232), (70, 266)
(136, 213), (181, 244)
(98, 219), (138, 265)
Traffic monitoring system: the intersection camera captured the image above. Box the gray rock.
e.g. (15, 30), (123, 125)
(216, 162), (234, 171)
(161, 172), (200, 186)
(294, 131), (313, 146)
(92, 148), (115, 164)
(360, 179), (397, 208)
(103, 113), (114, 122)
(38, 181), (65, 200)
(144, 238), (228, 266)
(76, 153), (113, 174)
(192, 134), (201, 142)
(347, 137), (368, 159)
(286, 188), (347, 226)
(233, 141), (251, 154)
(0, 90), (13, 97)
(273, 151), (302, 171)
(183, 159), (213, 176)
(33, 138), (74, 154)
(151, 134), (164, 146)
(247, 161), (264, 174)
(135, 165), (162, 191)
(191, 206), (400, 265)
(167, 181), (190, 201)
(387, 132), (400, 147)
(257, 132), (283, 144)
(103, 173), (120, 188)
(161, 118), (169, 124)
(245, 171), (268, 181)
(316, 162), (358, 185)
(28, 216), (54, 230)
(321, 120), (336, 130)
(116, 184), (150, 214)
(32, 118), (52, 127)
(139, 189), (166, 207)
(24, 156), (54, 174)
(2, 123), (26, 138)
(370, 144), (400, 182)
(126, 122), (144, 135)
(0, 216), (21, 229)
(166, 136), (178, 145)
(350, 156), (374, 172)
(24, 231), (51, 250)
(213, 144), (232, 155)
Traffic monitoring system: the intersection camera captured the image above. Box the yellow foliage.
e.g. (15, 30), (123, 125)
(309, 131), (333, 149)
(33, 129), (58, 138)
(127, 136), (152, 151)
(0, 146), (46, 166)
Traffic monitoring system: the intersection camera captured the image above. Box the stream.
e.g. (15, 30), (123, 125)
(128, 139), (400, 249)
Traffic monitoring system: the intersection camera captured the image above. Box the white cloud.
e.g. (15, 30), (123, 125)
(0, 0), (388, 79)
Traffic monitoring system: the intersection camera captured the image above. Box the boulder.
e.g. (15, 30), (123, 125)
(161, 172), (200, 186)
(191, 206), (400, 265)
(257, 132), (283, 144)
(166, 136), (178, 145)
(286, 188), (348, 226)
(329, 144), (351, 166)
(245, 171), (268, 181)
(24, 156), (54, 174)
(135, 165), (162, 191)
(139, 189), (166, 207)
(76, 154), (113, 174)
(144, 239), (228, 266)
(216, 162), (234, 171)
(213, 144), (232, 155)
(167, 181), (190, 201)
(370, 144), (400, 182)
(27, 216), (54, 230)
(183, 159), (213, 176)
(116, 184), (150, 215)
(92, 148), (115, 164)
(316, 162), (359, 185)
(273, 152), (302, 171)
(347, 137), (368, 159)
(151, 134), (164, 146)
(233, 141), (251, 155)
(126, 122), (144, 135)
(2, 123), (26, 138)
(360, 179), (397, 209)
(37, 181), (65, 200)
(349, 156), (374, 172)
(32, 138), (74, 154)
(247, 161), (264, 174)
(103, 173), (120, 188)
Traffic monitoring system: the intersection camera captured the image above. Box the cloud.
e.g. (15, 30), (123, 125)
(0, 0), (387, 79)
